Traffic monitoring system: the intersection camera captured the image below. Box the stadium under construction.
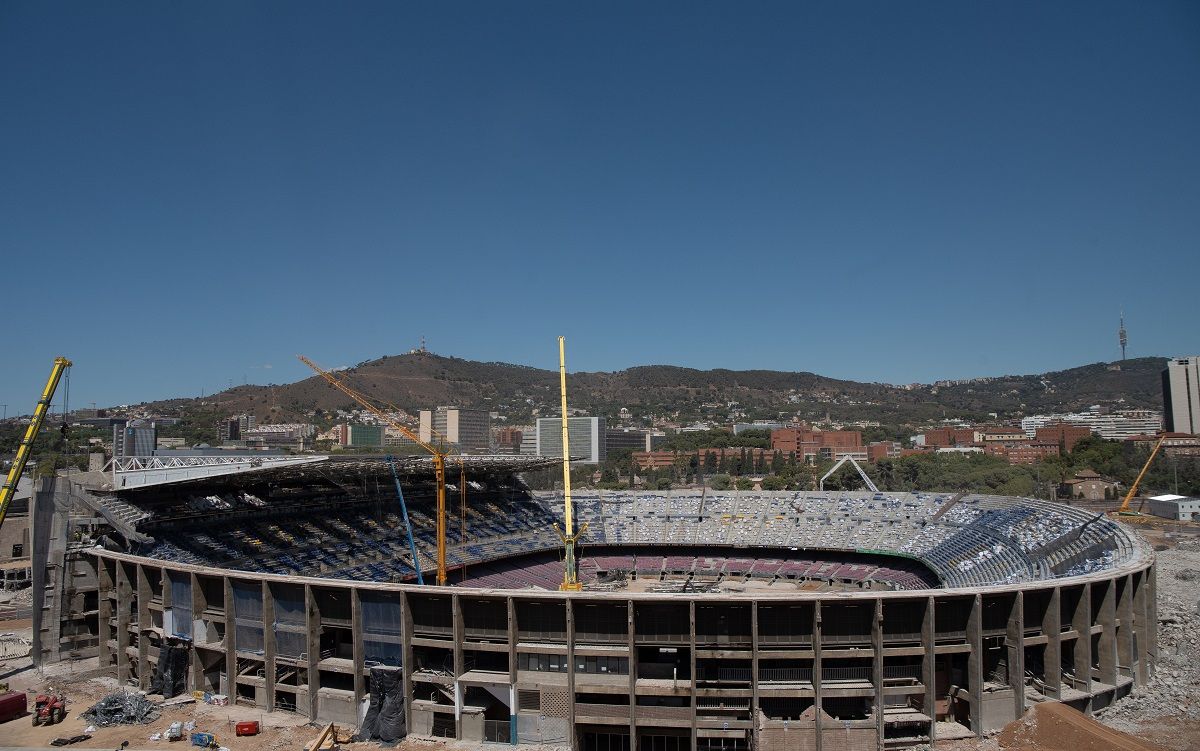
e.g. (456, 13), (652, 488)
(31, 453), (1155, 751)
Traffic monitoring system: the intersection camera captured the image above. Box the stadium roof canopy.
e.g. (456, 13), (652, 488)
(96, 453), (564, 492)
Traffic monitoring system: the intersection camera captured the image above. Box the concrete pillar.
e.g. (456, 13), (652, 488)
(873, 599), (884, 750)
(1096, 580), (1117, 687)
(262, 580), (276, 712)
(750, 601), (760, 733)
(627, 599), (636, 743)
(115, 562), (131, 685)
(97, 560), (113, 671)
(1147, 565), (1158, 678)
(566, 597), (578, 751)
(922, 596), (936, 746)
(689, 600), (698, 751)
(1131, 571), (1149, 685)
(1043, 587), (1062, 698)
(1007, 593), (1025, 720)
(400, 591), (415, 739)
(813, 600), (823, 751)
(350, 588), (364, 708)
(1071, 585), (1092, 704)
(966, 595), (983, 736)
(190, 572), (204, 693)
(507, 596), (518, 744)
(223, 577), (236, 697)
(1117, 575), (1134, 681)
(305, 585), (320, 720)
(136, 564), (150, 691)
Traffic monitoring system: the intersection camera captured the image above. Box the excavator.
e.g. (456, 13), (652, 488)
(1110, 434), (1166, 522)
(0, 357), (72, 534)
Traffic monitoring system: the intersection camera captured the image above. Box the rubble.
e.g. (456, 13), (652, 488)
(1100, 537), (1200, 736)
(81, 690), (162, 727)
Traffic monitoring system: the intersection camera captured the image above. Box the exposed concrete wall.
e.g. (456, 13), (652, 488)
(59, 548), (1155, 751)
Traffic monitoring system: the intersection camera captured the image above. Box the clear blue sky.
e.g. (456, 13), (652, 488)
(2, 1), (1198, 413)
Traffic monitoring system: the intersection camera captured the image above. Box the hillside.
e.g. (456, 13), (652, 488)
(142, 354), (1168, 427)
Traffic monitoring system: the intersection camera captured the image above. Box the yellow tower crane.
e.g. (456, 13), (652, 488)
(1114, 433), (1167, 518)
(553, 337), (587, 591)
(298, 355), (453, 585)
(0, 357), (72, 532)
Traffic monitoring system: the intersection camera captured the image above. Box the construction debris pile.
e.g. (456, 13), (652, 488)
(1101, 538), (1200, 733)
(81, 691), (162, 727)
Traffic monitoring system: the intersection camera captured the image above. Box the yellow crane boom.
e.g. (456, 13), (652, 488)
(554, 337), (586, 591)
(1116, 434), (1166, 515)
(0, 357), (72, 531)
(297, 355), (450, 585)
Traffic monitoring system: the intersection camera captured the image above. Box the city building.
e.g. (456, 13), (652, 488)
(519, 431), (537, 456)
(1147, 494), (1200, 521)
(1020, 408), (1162, 441)
(336, 424), (385, 448)
(604, 427), (647, 455)
(112, 420), (156, 457)
(493, 426), (524, 454)
(1034, 424), (1093, 453)
(1059, 470), (1120, 501)
(771, 428), (863, 461)
(630, 450), (680, 470)
(217, 418), (240, 442)
(977, 427), (1028, 446)
(733, 421), (785, 435)
(1162, 356), (1200, 434)
(242, 424), (316, 451)
(867, 441), (902, 462)
(1003, 443), (1061, 465)
(921, 428), (979, 448)
(535, 416), (606, 464)
(419, 407), (491, 453)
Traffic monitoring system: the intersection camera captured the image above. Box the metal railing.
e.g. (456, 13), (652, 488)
(696, 666), (752, 682)
(483, 720), (510, 743)
(882, 664), (922, 681)
(759, 667), (813, 683)
(822, 666), (871, 682)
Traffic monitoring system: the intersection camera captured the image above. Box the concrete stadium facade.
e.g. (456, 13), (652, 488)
(69, 546), (1155, 751)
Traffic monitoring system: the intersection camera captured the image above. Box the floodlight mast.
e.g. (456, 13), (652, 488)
(555, 337), (587, 591)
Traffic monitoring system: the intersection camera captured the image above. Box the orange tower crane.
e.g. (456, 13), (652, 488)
(298, 355), (452, 585)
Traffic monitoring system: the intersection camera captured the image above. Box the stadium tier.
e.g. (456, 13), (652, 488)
(108, 482), (1140, 590)
(36, 458), (1155, 751)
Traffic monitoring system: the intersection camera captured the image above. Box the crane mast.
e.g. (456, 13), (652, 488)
(1116, 434), (1166, 516)
(554, 337), (587, 591)
(298, 355), (449, 585)
(0, 357), (72, 531)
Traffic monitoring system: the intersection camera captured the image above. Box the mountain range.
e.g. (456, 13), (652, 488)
(143, 354), (1168, 427)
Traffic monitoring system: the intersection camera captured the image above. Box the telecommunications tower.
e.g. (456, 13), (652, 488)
(1118, 312), (1127, 361)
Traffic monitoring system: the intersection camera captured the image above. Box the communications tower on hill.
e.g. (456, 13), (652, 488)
(1118, 312), (1127, 361)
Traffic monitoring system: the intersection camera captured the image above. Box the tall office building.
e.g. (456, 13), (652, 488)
(419, 407), (491, 452)
(1163, 356), (1200, 434)
(113, 420), (157, 457)
(536, 416), (607, 464)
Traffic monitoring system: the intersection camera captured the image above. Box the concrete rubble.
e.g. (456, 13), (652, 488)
(1100, 538), (1200, 735)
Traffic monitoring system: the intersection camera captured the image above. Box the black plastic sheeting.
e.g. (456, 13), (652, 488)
(149, 643), (190, 698)
(81, 691), (162, 726)
(354, 666), (406, 742)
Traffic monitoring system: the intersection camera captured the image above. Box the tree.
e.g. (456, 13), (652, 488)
(655, 477), (672, 491)
(761, 474), (789, 491)
(709, 474), (732, 490)
(735, 477), (755, 490)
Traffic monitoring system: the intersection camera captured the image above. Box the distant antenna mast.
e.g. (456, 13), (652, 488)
(1118, 312), (1127, 361)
